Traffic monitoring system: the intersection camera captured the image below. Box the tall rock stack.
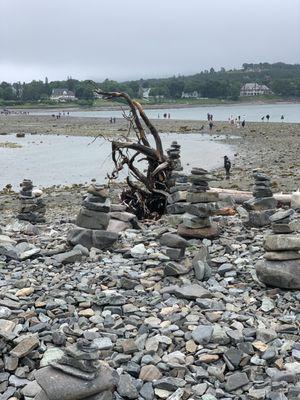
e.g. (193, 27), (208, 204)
(34, 339), (118, 399)
(17, 179), (46, 223)
(167, 141), (183, 174)
(244, 170), (277, 227)
(177, 168), (219, 239)
(68, 183), (119, 251)
(256, 209), (300, 289)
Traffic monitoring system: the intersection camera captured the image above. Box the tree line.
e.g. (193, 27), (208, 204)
(1, 62), (300, 106)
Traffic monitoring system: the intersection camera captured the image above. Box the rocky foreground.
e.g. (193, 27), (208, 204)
(0, 187), (299, 400)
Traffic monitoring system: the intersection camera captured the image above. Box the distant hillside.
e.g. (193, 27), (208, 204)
(1, 62), (300, 106)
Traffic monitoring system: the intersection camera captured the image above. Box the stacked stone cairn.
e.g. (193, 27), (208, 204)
(167, 140), (183, 173)
(68, 183), (119, 251)
(256, 208), (300, 289)
(177, 168), (220, 239)
(166, 142), (189, 225)
(17, 179), (46, 223)
(244, 170), (277, 227)
(34, 339), (118, 399)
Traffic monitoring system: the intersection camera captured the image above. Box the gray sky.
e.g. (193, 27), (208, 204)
(0, 0), (299, 83)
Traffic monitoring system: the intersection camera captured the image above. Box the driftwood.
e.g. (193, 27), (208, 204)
(209, 187), (292, 205)
(95, 90), (173, 219)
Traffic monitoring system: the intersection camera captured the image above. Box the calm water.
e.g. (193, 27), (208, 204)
(0, 133), (233, 189)
(34, 102), (300, 122)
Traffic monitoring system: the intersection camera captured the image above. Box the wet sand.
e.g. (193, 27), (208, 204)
(1, 113), (299, 192)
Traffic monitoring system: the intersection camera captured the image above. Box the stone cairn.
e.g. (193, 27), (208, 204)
(244, 170), (277, 227)
(68, 182), (119, 251)
(256, 208), (300, 289)
(166, 142), (189, 226)
(177, 167), (220, 239)
(17, 179), (46, 223)
(35, 339), (118, 399)
(167, 140), (183, 173)
(77, 183), (110, 230)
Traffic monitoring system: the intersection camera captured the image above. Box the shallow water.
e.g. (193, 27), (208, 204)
(34, 102), (300, 122)
(0, 133), (234, 189)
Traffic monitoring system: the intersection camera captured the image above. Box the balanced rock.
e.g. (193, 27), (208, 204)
(256, 259), (300, 289)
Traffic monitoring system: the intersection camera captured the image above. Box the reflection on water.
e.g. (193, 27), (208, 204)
(0, 133), (234, 189)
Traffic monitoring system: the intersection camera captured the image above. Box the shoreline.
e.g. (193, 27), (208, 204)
(0, 114), (299, 193)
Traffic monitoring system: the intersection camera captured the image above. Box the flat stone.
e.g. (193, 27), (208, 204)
(184, 202), (219, 217)
(10, 336), (39, 358)
(272, 223), (294, 234)
(21, 380), (41, 397)
(117, 374), (138, 399)
(40, 348), (64, 367)
(170, 284), (212, 299)
(192, 325), (213, 344)
(269, 208), (294, 222)
(53, 249), (82, 264)
(82, 198), (111, 212)
(178, 222), (219, 239)
(159, 233), (188, 249)
(140, 382), (154, 400)
(139, 365), (162, 381)
(182, 213), (211, 228)
(244, 197), (277, 211)
(93, 337), (113, 350)
(164, 261), (189, 276)
(264, 251), (300, 261)
(256, 258), (300, 289)
(166, 203), (186, 215)
(264, 234), (300, 251)
(68, 228), (118, 250)
(225, 372), (249, 392)
(35, 365), (118, 400)
(76, 208), (110, 230)
(107, 219), (131, 233)
(246, 209), (275, 227)
(0, 319), (17, 340)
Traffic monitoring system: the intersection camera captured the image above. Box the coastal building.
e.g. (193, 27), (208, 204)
(138, 87), (151, 100)
(50, 88), (77, 102)
(181, 91), (200, 99)
(240, 83), (272, 96)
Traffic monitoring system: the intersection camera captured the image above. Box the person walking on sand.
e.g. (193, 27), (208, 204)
(266, 114), (270, 121)
(261, 116), (265, 121)
(209, 121), (213, 131)
(241, 120), (245, 128)
(281, 115), (284, 122)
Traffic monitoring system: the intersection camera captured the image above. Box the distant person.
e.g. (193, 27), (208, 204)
(168, 113), (170, 119)
(209, 121), (213, 131)
(266, 114), (270, 121)
(238, 115), (241, 121)
(163, 113), (167, 118)
(207, 113), (210, 121)
(224, 155), (231, 179)
(158, 113), (160, 118)
(261, 116), (265, 121)
(210, 114), (213, 121)
(241, 120), (245, 128)
(110, 117), (113, 124)
(281, 115), (284, 121)
(113, 117), (116, 123)
(199, 125), (204, 131)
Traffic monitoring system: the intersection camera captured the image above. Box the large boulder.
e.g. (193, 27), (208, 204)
(35, 364), (118, 400)
(256, 259), (300, 289)
(68, 228), (119, 250)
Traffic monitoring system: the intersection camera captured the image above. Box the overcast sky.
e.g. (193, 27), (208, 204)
(0, 0), (299, 83)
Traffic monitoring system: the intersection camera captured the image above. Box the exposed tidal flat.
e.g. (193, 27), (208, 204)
(0, 110), (299, 192)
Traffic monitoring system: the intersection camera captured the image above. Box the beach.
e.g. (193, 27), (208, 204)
(1, 112), (299, 192)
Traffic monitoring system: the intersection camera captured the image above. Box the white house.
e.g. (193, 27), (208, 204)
(240, 83), (272, 96)
(181, 91), (199, 99)
(51, 88), (77, 102)
(138, 87), (151, 100)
